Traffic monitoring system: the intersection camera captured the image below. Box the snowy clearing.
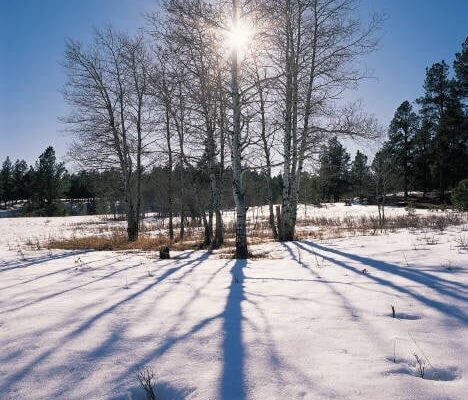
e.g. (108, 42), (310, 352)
(0, 208), (467, 399)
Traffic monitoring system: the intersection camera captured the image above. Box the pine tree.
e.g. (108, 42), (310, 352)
(441, 91), (468, 189)
(454, 37), (468, 99)
(33, 147), (67, 211)
(12, 159), (28, 202)
(388, 101), (418, 200)
(450, 38), (468, 190)
(0, 157), (13, 207)
(412, 117), (434, 198)
(350, 151), (370, 199)
(319, 137), (351, 202)
(417, 61), (454, 203)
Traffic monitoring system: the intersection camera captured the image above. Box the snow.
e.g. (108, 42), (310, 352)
(0, 207), (467, 399)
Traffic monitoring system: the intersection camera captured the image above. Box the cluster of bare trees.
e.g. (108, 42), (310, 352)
(63, 0), (382, 258)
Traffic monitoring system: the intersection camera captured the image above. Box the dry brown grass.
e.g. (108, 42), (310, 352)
(44, 211), (466, 253)
(47, 233), (202, 252)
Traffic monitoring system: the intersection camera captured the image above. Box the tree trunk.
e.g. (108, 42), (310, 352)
(214, 207), (224, 247)
(439, 165), (445, 204)
(230, 0), (248, 259)
(127, 198), (139, 241)
(267, 178), (278, 240)
(165, 108), (174, 242)
(213, 164), (224, 248)
(178, 163), (186, 241)
(207, 124), (217, 247)
(203, 211), (212, 246)
(255, 62), (278, 241)
(280, 2), (299, 242)
(216, 72), (227, 248)
(276, 205), (283, 240)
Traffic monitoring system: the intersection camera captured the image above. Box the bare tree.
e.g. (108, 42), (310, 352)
(63, 28), (153, 241)
(150, 1), (228, 248)
(229, 0), (249, 258)
(251, 56), (280, 239)
(262, 0), (382, 241)
(372, 146), (396, 230)
(61, 0), (384, 255)
(149, 47), (177, 241)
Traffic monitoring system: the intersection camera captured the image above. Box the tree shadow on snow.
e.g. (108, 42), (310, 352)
(108, 257), (248, 399)
(0, 250), (212, 396)
(299, 241), (467, 324)
(0, 250), (88, 273)
(220, 258), (247, 399)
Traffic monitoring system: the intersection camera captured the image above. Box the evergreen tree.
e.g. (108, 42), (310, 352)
(454, 37), (468, 99)
(318, 137), (351, 202)
(0, 157), (13, 207)
(32, 147), (67, 210)
(417, 61), (455, 202)
(388, 101), (418, 199)
(66, 170), (95, 199)
(12, 159), (28, 202)
(412, 117), (434, 198)
(450, 38), (468, 189)
(350, 150), (370, 199)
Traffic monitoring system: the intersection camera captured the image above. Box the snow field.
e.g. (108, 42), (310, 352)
(0, 207), (466, 399)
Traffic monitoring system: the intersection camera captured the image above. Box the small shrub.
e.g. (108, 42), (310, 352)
(405, 203), (418, 228)
(455, 234), (468, 250)
(17, 248), (26, 261)
(136, 367), (157, 400)
(421, 233), (439, 246)
(413, 353), (426, 378)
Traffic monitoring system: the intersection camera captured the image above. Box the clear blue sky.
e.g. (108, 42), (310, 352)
(0, 0), (467, 165)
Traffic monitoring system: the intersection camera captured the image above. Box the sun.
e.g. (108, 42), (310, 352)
(225, 19), (253, 54)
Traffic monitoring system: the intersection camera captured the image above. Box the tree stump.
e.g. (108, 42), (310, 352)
(159, 246), (170, 259)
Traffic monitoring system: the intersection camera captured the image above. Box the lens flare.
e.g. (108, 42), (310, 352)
(226, 19), (253, 54)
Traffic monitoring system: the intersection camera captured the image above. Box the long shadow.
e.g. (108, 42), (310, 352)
(0, 250), (88, 273)
(288, 241), (363, 322)
(243, 296), (330, 397)
(0, 251), (211, 394)
(280, 242), (310, 270)
(139, 259), (229, 327)
(300, 241), (467, 324)
(0, 261), (144, 314)
(109, 260), (230, 393)
(1, 252), (209, 356)
(113, 258), (247, 399)
(66, 252), (211, 340)
(305, 241), (468, 294)
(0, 253), (122, 291)
(285, 241), (399, 366)
(220, 259), (247, 400)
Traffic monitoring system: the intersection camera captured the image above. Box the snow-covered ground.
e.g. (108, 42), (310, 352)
(0, 208), (467, 399)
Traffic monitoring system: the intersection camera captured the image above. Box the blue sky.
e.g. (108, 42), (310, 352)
(0, 0), (467, 165)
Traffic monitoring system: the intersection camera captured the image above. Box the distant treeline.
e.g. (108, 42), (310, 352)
(1, 133), (465, 219)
